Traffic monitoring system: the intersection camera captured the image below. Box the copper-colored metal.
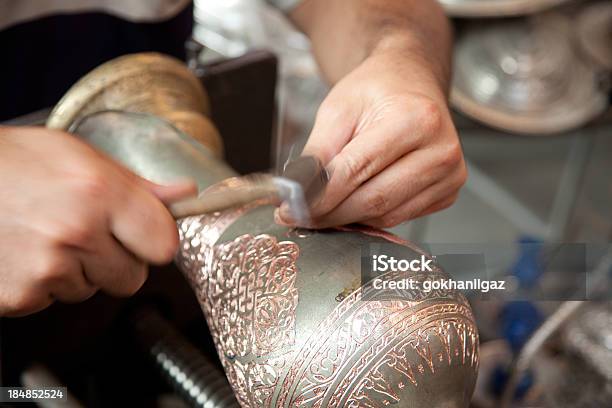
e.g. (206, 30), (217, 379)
(55, 53), (480, 408)
(46, 52), (223, 156)
(162, 110), (223, 158)
(176, 204), (479, 408)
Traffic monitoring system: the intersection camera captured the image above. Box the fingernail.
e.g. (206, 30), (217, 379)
(274, 207), (293, 226)
(279, 203), (296, 223)
(176, 178), (198, 190)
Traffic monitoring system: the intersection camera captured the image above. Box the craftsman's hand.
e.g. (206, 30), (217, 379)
(0, 127), (196, 317)
(280, 49), (466, 229)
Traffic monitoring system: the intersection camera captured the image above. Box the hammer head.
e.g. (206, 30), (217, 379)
(273, 156), (329, 225)
(282, 156), (329, 203)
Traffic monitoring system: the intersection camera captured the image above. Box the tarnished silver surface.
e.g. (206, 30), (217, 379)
(546, 355), (612, 408)
(438, 0), (572, 17)
(538, 303), (612, 408)
(72, 111), (233, 191)
(199, 214), (478, 408)
(452, 15), (608, 135)
(57, 53), (480, 408)
(90, 124), (480, 407)
(577, 2), (612, 71)
(564, 303), (612, 381)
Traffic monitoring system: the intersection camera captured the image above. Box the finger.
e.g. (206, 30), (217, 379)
(109, 179), (179, 265)
(307, 121), (427, 219)
(416, 192), (459, 218)
(111, 158), (199, 204)
(364, 193), (459, 230)
(303, 148), (446, 228)
(0, 292), (54, 317)
(138, 178), (198, 205)
(1, 287), (54, 317)
(363, 173), (464, 229)
(80, 236), (149, 297)
(47, 255), (98, 303)
(114, 162), (199, 204)
(301, 103), (356, 165)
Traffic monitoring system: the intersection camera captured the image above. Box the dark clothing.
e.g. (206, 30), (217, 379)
(0, 3), (193, 121)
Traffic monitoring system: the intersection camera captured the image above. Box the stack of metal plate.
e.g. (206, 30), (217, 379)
(442, 0), (610, 135)
(577, 2), (612, 71)
(439, 0), (573, 17)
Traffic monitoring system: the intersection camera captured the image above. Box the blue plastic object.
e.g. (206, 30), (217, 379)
(500, 301), (543, 353)
(511, 236), (544, 289)
(490, 363), (534, 400)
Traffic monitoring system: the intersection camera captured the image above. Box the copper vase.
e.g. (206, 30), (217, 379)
(49, 53), (479, 408)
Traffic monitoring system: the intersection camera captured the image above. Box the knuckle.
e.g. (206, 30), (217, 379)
(377, 214), (401, 229)
(364, 190), (392, 217)
(439, 141), (464, 169)
(11, 293), (46, 316)
(341, 153), (371, 184)
(456, 161), (468, 188)
(317, 100), (347, 122)
(119, 264), (148, 297)
(443, 195), (458, 209)
(52, 222), (94, 246)
(438, 193), (459, 212)
(34, 251), (65, 283)
(134, 198), (179, 264)
(414, 97), (443, 135)
(156, 228), (179, 265)
(73, 171), (109, 201)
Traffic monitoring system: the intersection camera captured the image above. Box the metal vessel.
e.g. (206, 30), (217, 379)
(47, 52), (223, 157)
(438, 0), (572, 18)
(49, 53), (480, 408)
(577, 2), (612, 71)
(564, 303), (612, 382)
(451, 16), (608, 135)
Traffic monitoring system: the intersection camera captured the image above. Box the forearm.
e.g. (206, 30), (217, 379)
(290, 0), (452, 93)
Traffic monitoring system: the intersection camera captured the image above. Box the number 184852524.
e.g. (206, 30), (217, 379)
(1, 387), (66, 402)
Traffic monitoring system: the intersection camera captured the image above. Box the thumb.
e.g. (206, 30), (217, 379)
(109, 157), (199, 204)
(138, 178), (198, 205)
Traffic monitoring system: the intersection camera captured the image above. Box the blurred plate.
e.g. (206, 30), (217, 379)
(451, 16), (608, 135)
(438, 0), (573, 17)
(564, 304), (612, 381)
(577, 2), (612, 70)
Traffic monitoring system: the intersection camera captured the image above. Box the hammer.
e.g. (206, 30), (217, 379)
(168, 155), (329, 224)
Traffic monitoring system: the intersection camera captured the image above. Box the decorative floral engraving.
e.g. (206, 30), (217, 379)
(345, 315), (478, 408)
(276, 270), (478, 408)
(177, 218), (300, 406)
(176, 192), (478, 407)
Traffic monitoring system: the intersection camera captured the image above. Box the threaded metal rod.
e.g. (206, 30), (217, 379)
(130, 308), (239, 408)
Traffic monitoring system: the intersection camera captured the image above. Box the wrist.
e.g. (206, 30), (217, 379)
(368, 30), (451, 98)
(355, 34), (450, 106)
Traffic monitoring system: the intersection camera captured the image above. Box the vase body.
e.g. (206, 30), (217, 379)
(50, 54), (479, 408)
